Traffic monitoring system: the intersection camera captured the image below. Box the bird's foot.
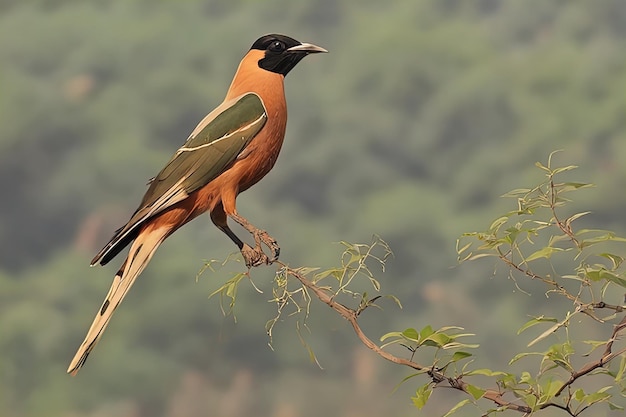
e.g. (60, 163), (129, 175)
(240, 243), (270, 268)
(255, 230), (280, 263)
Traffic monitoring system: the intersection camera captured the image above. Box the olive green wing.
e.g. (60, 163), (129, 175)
(92, 93), (267, 266)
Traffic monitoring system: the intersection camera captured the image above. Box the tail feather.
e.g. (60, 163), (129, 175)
(67, 226), (170, 375)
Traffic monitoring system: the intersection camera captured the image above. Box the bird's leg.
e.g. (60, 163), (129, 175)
(220, 225), (269, 267)
(210, 207), (269, 268)
(228, 211), (280, 263)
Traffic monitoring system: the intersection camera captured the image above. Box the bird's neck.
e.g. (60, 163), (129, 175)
(225, 51), (287, 108)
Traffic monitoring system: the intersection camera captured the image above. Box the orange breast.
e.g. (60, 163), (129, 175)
(149, 51), (289, 226)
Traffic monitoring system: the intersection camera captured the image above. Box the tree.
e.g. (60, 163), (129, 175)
(210, 153), (626, 416)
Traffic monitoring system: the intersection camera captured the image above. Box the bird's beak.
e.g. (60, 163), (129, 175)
(287, 42), (328, 54)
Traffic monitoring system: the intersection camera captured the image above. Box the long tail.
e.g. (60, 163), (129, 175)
(67, 225), (170, 375)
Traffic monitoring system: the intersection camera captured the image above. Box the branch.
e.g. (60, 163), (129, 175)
(277, 262), (533, 414)
(553, 315), (626, 398)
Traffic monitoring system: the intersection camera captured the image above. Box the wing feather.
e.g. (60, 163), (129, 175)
(92, 93), (267, 265)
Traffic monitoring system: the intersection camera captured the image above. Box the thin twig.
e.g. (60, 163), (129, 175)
(277, 262), (533, 414)
(553, 315), (626, 397)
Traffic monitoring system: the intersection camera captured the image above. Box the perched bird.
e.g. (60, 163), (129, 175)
(67, 34), (326, 375)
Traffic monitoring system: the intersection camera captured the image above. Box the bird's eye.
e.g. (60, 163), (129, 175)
(268, 41), (286, 53)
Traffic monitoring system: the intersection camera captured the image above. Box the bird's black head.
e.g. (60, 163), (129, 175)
(251, 34), (327, 76)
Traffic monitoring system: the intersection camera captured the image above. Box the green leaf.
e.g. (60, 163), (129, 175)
(581, 340), (607, 356)
(489, 216), (509, 232)
(517, 316), (558, 335)
(522, 393), (538, 410)
(599, 253), (625, 269)
(578, 231), (626, 248)
(519, 371), (535, 385)
(208, 272), (248, 310)
(539, 378), (562, 401)
(383, 294), (403, 309)
(502, 188), (531, 198)
(527, 311), (579, 347)
(402, 328), (419, 342)
(585, 268), (626, 287)
(422, 332), (451, 348)
(411, 384), (432, 410)
(525, 246), (566, 262)
(419, 325), (434, 340)
(509, 351), (542, 365)
(574, 388), (585, 401)
(535, 161), (550, 172)
(559, 182), (591, 191)
(391, 371), (427, 393)
(441, 399), (471, 417)
(452, 351), (472, 362)
(564, 211), (591, 227)
(465, 384), (485, 400)
(465, 368), (509, 377)
(380, 331), (402, 342)
(551, 165), (578, 175)
(543, 342), (574, 371)
(601, 270), (626, 288)
(581, 388), (611, 406)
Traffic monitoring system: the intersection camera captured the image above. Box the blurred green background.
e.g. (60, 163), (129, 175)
(1, 0), (625, 416)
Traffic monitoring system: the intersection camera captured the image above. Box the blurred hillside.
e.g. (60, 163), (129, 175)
(0, 1), (625, 416)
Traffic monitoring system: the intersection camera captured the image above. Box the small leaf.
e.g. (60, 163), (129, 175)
(509, 351), (542, 365)
(419, 325), (434, 340)
(535, 161), (550, 172)
(525, 246), (565, 262)
(517, 316), (558, 335)
(540, 378), (562, 400)
(465, 368), (509, 377)
(456, 240), (472, 255)
(519, 371), (534, 385)
(489, 216), (509, 232)
(581, 340), (607, 357)
(601, 270), (626, 288)
(402, 328), (419, 342)
(442, 399), (471, 417)
(368, 276), (381, 291)
(422, 332), (451, 348)
(465, 384), (485, 400)
(411, 384), (432, 410)
(560, 182), (591, 191)
(452, 351), (472, 362)
(564, 211), (591, 227)
(379, 331), (402, 342)
(502, 188), (531, 198)
(391, 371), (427, 393)
(574, 388), (585, 401)
(551, 164), (578, 175)
(383, 294), (403, 309)
(522, 393), (538, 410)
(527, 311), (579, 347)
(599, 253), (625, 269)
(581, 389), (611, 406)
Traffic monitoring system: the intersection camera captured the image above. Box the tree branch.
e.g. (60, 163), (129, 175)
(553, 315), (626, 397)
(277, 263), (533, 414)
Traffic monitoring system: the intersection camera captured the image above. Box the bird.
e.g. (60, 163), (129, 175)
(67, 34), (327, 375)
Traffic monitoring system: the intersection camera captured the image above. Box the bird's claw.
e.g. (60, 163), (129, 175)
(241, 243), (270, 268)
(256, 230), (280, 263)
(240, 230), (280, 268)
